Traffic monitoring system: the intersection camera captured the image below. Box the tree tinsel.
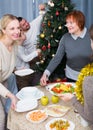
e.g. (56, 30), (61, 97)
(75, 63), (93, 104)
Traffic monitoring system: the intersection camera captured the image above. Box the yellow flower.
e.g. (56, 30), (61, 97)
(75, 63), (93, 104)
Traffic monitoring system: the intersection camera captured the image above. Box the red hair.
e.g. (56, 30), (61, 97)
(66, 10), (85, 31)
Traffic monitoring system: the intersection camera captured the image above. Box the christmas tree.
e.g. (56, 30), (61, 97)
(36, 0), (74, 81)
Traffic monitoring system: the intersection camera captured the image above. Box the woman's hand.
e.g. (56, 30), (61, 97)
(40, 73), (48, 87)
(58, 93), (74, 102)
(6, 92), (18, 110)
(39, 4), (45, 11)
(37, 49), (42, 57)
(10, 95), (18, 110)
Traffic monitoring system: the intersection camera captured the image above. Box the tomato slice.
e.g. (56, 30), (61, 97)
(51, 87), (62, 93)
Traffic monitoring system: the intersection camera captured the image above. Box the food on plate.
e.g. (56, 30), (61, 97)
(27, 110), (48, 123)
(45, 105), (70, 117)
(49, 119), (70, 130)
(51, 95), (59, 103)
(51, 83), (74, 94)
(40, 96), (49, 106)
(45, 118), (75, 130)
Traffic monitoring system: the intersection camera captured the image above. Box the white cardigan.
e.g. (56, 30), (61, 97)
(0, 41), (16, 98)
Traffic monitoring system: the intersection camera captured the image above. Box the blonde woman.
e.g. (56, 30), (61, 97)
(0, 14), (20, 130)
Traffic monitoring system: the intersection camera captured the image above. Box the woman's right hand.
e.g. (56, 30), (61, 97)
(40, 73), (48, 87)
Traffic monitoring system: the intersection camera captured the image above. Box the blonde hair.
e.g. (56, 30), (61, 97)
(0, 14), (17, 38)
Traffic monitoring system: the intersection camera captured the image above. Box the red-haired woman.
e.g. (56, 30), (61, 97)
(40, 10), (92, 86)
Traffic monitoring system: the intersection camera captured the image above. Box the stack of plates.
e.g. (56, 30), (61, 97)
(15, 87), (44, 112)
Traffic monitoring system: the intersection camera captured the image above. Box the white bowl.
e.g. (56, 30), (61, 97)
(16, 87), (44, 100)
(21, 87), (38, 97)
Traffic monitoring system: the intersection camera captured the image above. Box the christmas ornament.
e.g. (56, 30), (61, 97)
(52, 54), (55, 57)
(53, 29), (56, 32)
(58, 26), (62, 30)
(48, 21), (51, 26)
(48, 1), (54, 7)
(40, 60), (44, 64)
(42, 45), (47, 51)
(50, 34), (53, 38)
(51, 15), (53, 19)
(40, 33), (45, 38)
(56, 11), (60, 16)
(48, 43), (51, 49)
(64, 7), (68, 11)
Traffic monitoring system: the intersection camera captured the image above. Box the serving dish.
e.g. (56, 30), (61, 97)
(46, 82), (75, 96)
(26, 110), (48, 123)
(45, 118), (75, 130)
(45, 104), (70, 117)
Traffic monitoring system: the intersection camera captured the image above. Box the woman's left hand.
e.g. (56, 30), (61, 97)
(10, 95), (18, 110)
(6, 92), (18, 110)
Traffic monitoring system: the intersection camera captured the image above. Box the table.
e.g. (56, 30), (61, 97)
(7, 85), (91, 130)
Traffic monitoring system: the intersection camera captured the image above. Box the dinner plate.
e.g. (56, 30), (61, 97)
(46, 82), (75, 96)
(45, 104), (70, 117)
(16, 87), (44, 100)
(14, 68), (34, 76)
(15, 98), (38, 112)
(26, 110), (48, 123)
(45, 118), (75, 130)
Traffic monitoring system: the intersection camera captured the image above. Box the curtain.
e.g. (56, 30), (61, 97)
(0, 0), (93, 28)
(71, 0), (93, 28)
(0, 0), (48, 22)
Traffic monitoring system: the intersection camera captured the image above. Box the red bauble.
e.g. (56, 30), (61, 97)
(42, 45), (47, 51)
(48, 43), (51, 49)
(56, 11), (59, 16)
